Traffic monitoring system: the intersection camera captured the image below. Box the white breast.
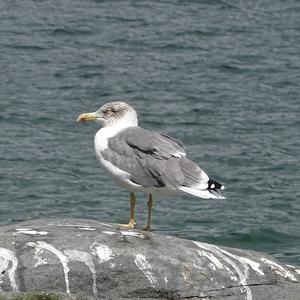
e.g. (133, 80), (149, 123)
(94, 124), (143, 191)
(95, 125), (127, 173)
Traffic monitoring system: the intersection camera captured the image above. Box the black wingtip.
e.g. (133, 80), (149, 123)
(208, 179), (225, 191)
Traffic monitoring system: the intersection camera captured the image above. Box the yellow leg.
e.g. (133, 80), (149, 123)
(143, 194), (153, 231)
(117, 192), (136, 229)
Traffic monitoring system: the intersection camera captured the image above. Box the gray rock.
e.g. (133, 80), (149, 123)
(0, 218), (299, 300)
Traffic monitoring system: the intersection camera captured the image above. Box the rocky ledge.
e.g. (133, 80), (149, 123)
(0, 218), (299, 299)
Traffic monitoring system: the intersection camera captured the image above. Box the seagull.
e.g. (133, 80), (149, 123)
(77, 101), (225, 230)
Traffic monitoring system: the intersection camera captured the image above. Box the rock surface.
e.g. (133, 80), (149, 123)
(0, 218), (299, 300)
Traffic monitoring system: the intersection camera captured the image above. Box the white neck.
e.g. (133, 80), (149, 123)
(95, 108), (138, 154)
(100, 120), (136, 138)
(95, 118), (138, 154)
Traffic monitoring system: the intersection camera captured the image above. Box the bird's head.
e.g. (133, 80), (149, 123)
(77, 101), (138, 127)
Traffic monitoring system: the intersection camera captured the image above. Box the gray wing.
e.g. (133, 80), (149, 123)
(125, 127), (186, 159)
(101, 127), (209, 189)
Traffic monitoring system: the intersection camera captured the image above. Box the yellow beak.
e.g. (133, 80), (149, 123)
(77, 112), (97, 123)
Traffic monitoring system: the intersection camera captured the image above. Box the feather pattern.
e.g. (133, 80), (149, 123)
(101, 127), (224, 199)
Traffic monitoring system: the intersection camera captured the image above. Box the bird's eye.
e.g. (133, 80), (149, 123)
(104, 108), (112, 114)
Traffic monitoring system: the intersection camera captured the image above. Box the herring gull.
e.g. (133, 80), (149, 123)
(77, 101), (225, 230)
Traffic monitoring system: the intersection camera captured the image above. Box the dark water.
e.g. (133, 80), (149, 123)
(1, 0), (299, 267)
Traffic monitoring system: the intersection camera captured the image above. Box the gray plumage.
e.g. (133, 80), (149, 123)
(101, 127), (209, 191)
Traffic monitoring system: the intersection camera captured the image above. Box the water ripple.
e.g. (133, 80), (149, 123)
(0, 0), (299, 267)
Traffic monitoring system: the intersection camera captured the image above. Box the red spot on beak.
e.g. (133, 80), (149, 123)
(77, 115), (87, 123)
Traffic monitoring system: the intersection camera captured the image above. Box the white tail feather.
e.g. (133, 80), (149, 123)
(179, 186), (225, 199)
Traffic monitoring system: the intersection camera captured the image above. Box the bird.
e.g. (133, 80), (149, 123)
(77, 101), (225, 231)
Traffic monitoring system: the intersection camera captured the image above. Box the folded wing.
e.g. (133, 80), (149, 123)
(101, 127), (224, 199)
